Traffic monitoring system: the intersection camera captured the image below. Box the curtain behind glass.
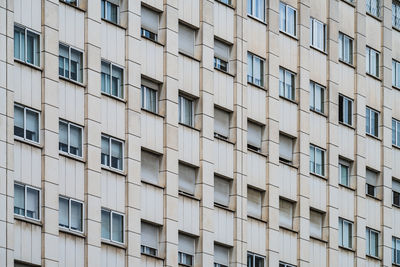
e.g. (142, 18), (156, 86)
(26, 109), (38, 142)
(14, 184), (25, 215)
(59, 121), (68, 153)
(59, 197), (69, 228)
(112, 65), (123, 98)
(101, 136), (110, 166)
(26, 187), (39, 219)
(71, 201), (82, 231)
(14, 105), (24, 138)
(112, 213), (123, 242)
(101, 210), (111, 239)
(101, 61), (111, 94)
(111, 139), (122, 170)
(70, 124), (82, 156)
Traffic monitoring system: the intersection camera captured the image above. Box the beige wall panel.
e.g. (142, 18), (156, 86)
(14, 64), (41, 110)
(141, 256), (164, 267)
(14, 0), (41, 32)
(140, 39), (163, 82)
(101, 171), (125, 213)
(309, 112), (327, 148)
(247, 20), (267, 56)
(214, 71), (234, 111)
(338, 250), (354, 267)
(279, 101), (298, 136)
(393, 31), (400, 60)
(247, 151), (267, 190)
(283, 0), (297, 7)
(101, 245), (125, 267)
(310, 240), (327, 267)
(279, 229), (297, 265)
(141, 112), (164, 153)
(178, 195), (200, 236)
(366, 198), (381, 230)
(101, 97), (126, 140)
(392, 89), (400, 119)
(14, 221), (41, 265)
(14, 142), (41, 188)
(59, 81), (85, 125)
(247, 85), (266, 124)
(309, 51), (327, 86)
(179, 55), (200, 97)
(178, 0), (199, 27)
(214, 139), (234, 178)
(310, 176), (327, 212)
(59, 4), (85, 49)
(278, 164), (297, 201)
(338, 187), (354, 220)
(309, 0), (327, 23)
(365, 77), (381, 110)
(101, 23), (126, 66)
(366, 137), (381, 170)
(338, 64), (355, 97)
(214, 207), (234, 246)
(58, 156), (85, 201)
(393, 209), (400, 237)
(366, 16), (381, 51)
(338, 1), (354, 37)
(213, 2), (234, 43)
(141, 183), (164, 225)
(279, 36), (298, 72)
(338, 126), (355, 160)
(366, 259), (380, 267)
(178, 125), (200, 166)
(393, 150), (400, 179)
(141, 0), (163, 11)
(247, 218), (266, 256)
(59, 233), (84, 267)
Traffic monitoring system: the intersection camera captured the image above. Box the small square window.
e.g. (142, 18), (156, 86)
(179, 23), (195, 57)
(14, 183), (40, 221)
(279, 134), (294, 164)
(214, 39), (230, 72)
(247, 121), (262, 152)
(310, 18), (326, 52)
(247, 0), (265, 21)
(214, 244), (229, 267)
(393, 179), (400, 207)
(366, 47), (380, 78)
(392, 118), (400, 147)
(214, 108), (230, 139)
(214, 176), (231, 207)
(101, 208), (124, 243)
(179, 164), (196, 195)
(339, 159), (351, 187)
(366, 169), (379, 198)
(310, 210), (323, 239)
(247, 187), (262, 219)
(141, 150), (160, 185)
(366, 107), (379, 138)
(247, 252), (265, 267)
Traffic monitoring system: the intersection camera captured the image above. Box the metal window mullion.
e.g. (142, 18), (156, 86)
(68, 47), (72, 79)
(24, 185), (27, 217)
(69, 198), (72, 230)
(24, 28), (28, 62)
(67, 122), (71, 154)
(23, 107), (27, 140)
(110, 210), (114, 242)
(109, 137), (112, 168)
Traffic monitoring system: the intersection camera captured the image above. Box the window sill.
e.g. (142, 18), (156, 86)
(280, 95), (298, 105)
(340, 0), (355, 8)
(14, 59), (42, 71)
(214, 134), (235, 145)
(338, 59), (355, 69)
(101, 239), (126, 249)
(366, 194), (381, 202)
(366, 254), (381, 261)
(279, 30), (298, 41)
(179, 191), (200, 201)
(215, 0), (235, 10)
(141, 179), (164, 190)
(338, 183), (355, 192)
(59, 0), (86, 12)
(247, 81), (266, 91)
(101, 18), (126, 30)
(366, 72), (381, 82)
(141, 35), (164, 47)
(393, 85), (400, 91)
(366, 12), (382, 22)
(141, 108), (165, 119)
(393, 144), (400, 150)
(214, 203), (235, 212)
(178, 122), (200, 132)
(141, 252), (165, 261)
(178, 51), (200, 62)
(279, 226), (298, 234)
(310, 172), (326, 180)
(393, 25), (400, 33)
(59, 152), (85, 163)
(214, 66), (235, 78)
(393, 203), (400, 209)
(310, 108), (327, 118)
(247, 14), (267, 26)
(14, 215), (42, 226)
(59, 75), (85, 88)
(338, 245), (355, 253)
(310, 235), (328, 243)
(247, 215), (267, 224)
(338, 121), (355, 130)
(279, 160), (297, 169)
(247, 148), (268, 158)
(366, 133), (381, 142)
(59, 227), (85, 238)
(310, 45), (327, 56)
(101, 91), (126, 103)
(14, 137), (42, 148)
(101, 166), (126, 176)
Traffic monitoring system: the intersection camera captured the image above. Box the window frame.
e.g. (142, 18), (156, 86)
(309, 81), (325, 114)
(101, 134), (124, 171)
(279, 2), (297, 37)
(59, 120), (84, 158)
(338, 217), (353, 249)
(394, 0), (400, 29)
(366, 227), (379, 258)
(214, 175), (231, 207)
(140, 6), (159, 42)
(141, 85), (158, 113)
(58, 196), (84, 233)
(178, 94), (195, 127)
(309, 144), (325, 177)
(279, 67), (296, 101)
(279, 198), (294, 229)
(393, 118), (400, 148)
(393, 236), (400, 265)
(339, 159), (351, 187)
(14, 182), (41, 222)
(366, 46), (380, 78)
(101, 0), (120, 24)
(310, 18), (326, 52)
(61, 0), (79, 7)
(14, 24), (41, 67)
(393, 59), (400, 89)
(101, 208), (125, 244)
(101, 59), (124, 99)
(339, 94), (353, 126)
(279, 262), (296, 267)
(178, 234), (195, 266)
(247, 52), (265, 87)
(59, 43), (84, 83)
(14, 103), (40, 144)
(140, 222), (160, 257)
(247, 0), (266, 22)
(338, 32), (353, 65)
(366, 106), (379, 138)
(393, 179), (400, 207)
(247, 252), (265, 267)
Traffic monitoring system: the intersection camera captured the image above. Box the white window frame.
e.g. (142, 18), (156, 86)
(279, 2), (297, 37)
(14, 183), (41, 222)
(366, 0), (381, 18)
(247, 0), (265, 21)
(393, 118), (400, 148)
(393, 1), (400, 29)
(58, 196), (84, 233)
(279, 67), (296, 101)
(14, 104), (40, 144)
(309, 144), (325, 177)
(279, 262), (296, 267)
(59, 43), (83, 83)
(101, 134), (124, 171)
(247, 52), (265, 87)
(339, 32), (353, 65)
(217, 0), (232, 5)
(101, 0), (120, 24)
(179, 95), (195, 127)
(339, 159), (351, 187)
(59, 120), (83, 158)
(393, 179), (400, 207)
(101, 208), (125, 244)
(366, 227), (379, 258)
(393, 236), (400, 265)
(393, 60), (400, 88)
(141, 85), (158, 113)
(14, 24), (40, 67)
(339, 217), (353, 249)
(366, 47), (380, 78)
(309, 81), (325, 114)
(366, 107), (379, 138)
(310, 18), (326, 52)
(62, 0), (79, 6)
(247, 252), (265, 267)
(101, 60), (124, 99)
(141, 6), (159, 41)
(140, 222), (159, 257)
(339, 94), (353, 126)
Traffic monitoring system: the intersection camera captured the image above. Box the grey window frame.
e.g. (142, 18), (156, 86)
(101, 60), (124, 99)
(101, 0), (120, 24)
(366, 47), (380, 78)
(309, 144), (325, 177)
(14, 24), (40, 67)
(339, 94), (353, 126)
(14, 182), (41, 221)
(101, 208), (125, 244)
(366, 227), (379, 258)
(310, 81), (325, 114)
(339, 217), (353, 249)
(14, 104), (40, 144)
(310, 18), (326, 52)
(58, 196), (84, 233)
(279, 2), (297, 37)
(339, 32), (353, 65)
(247, 52), (265, 87)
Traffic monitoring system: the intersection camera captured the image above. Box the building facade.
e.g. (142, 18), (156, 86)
(1, 0), (400, 266)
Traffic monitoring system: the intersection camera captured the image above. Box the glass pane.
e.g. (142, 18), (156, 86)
(366, 48), (370, 73)
(254, 57), (261, 86)
(255, 0), (264, 20)
(109, 2), (118, 24)
(14, 27), (24, 60)
(255, 256), (264, 267)
(101, 0), (105, 19)
(397, 62), (400, 88)
(59, 121), (68, 153)
(26, 31), (39, 66)
(26, 187), (39, 219)
(279, 3), (286, 31)
(310, 83), (315, 109)
(101, 61), (111, 94)
(26, 109), (39, 142)
(247, 0), (252, 15)
(315, 85), (322, 112)
(69, 124), (82, 157)
(343, 221), (349, 247)
(397, 121), (400, 146)
(14, 184), (25, 216)
(112, 65), (123, 98)
(247, 254), (253, 267)
(310, 146), (315, 173)
(315, 148), (323, 175)
(279, 68), (285, 97)
(247, 53), (253, 83)
(287, 7), (295, 35)
(393, 120), (396, 145)
(14, 105), (24, 138)
(59, 197), (69, 228)
(59, 44), (69, 78)
(71, 49), (82, 82)
(112, 213), (123, 243)
(101, 136), (110, 166)
(71, 200), (83, 231)
(396, 239), (400, 263)
(101, 210), (111, 240)
(111, 139), (123, 170)
(285, 71), (293, 100)
(339, 219), (343, 246)
(366, 108), (370, 134)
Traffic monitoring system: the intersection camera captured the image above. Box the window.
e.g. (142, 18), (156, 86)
(101, 0), (119, 24)
(366, 0), (380, 17)
(310, 18), (326, 52)
(247, 0), (265, 21)
(247, 187), (262, 219)
(247, 121), (262, 152)
(247, 252), (264, 267)
(214, 176), (230, 207)
(214, 108), (230, 139)
(279, 2), (296, 36)
(366, 228), (379, 257)
(178, 234), (195, 266)
(141, 222), (159, 256)
(393, 236), (400, 264)
(310, 210), (323, 239)
(14, 183), (40, 220)
(339, 159), (351, 187)
(247, 53), (264, 87)
(394, 1), (400, 29)
(14, 25), (40, 67)
(279, 134), (293, 164)
(179, 23), (195, 57)
(141, 6), (159, 41)
(393, 60), (400, 88)
(101, 208), (124, 243)
(339, 94), (353, 126)
(59, 43), (83, 83)
(279, 67), (295, 101)
(393, 179), (400, 207)
(366, 47), (380, 77)
(309, 81), (325, 113)
(59, 120), (83, 157)
(141, 150), (160, 184)
(339, 218), (353, 249)
(179, 95), (194, 127)
(366, 107), (379, 137)
(62, 0), (78, 6)
(14, 104), (40, 143)
(214, 39), (230, 72)
(279, 199), (293, 229)
(310, 145), (325, 176)
(366, 169), (378, 198)
(101, 135), (124, 171)
(214, 244), (229, 267)
(339, 33), (353, 65)
(59, 196), (83, 232)
(218, 0), (231, 5)
(179, 164), (196, 195)
(101, 60), (124, 99)
(141, 79), (159, 113)
(393, 118), (400, 147)
(279, 263), (295, 267)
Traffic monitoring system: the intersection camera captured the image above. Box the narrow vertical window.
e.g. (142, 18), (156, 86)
(310, 81), (325, 113)
(339, 32), (353, 65)
(178, 95), (194, 127)
(101, 135), (124, 171)
(393, 118), (400, 147)
(14, 104), (40, 143)
(310, 18), (326, 52)
(59, 120), (83, 158)
(339, 218), (353, 248)
(101, 0), (119, 24)
(279, 67), (296, 101)
(141, 79), (158, 113)
(366, 47), (380, 77)
(247, 53), (264, 87)
(339, 94), (353, 126)
(279, 2), (297, 36)
(366, 228), (379, 257)
(59, 44), (83, 83)
(366, 107), (379, 137)
(101, 60), (124, 99)
(310, 145), (325, 176)
(14, 25), (40, 67)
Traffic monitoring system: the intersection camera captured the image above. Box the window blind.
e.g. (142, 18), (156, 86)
(310, 210), (322, 238)
(141, 222), (158, 249)
(279, 134), (293, 161)
(214, 108), (230, 138)
(179, 23), (195, 56)
(214, 39), (230, 61)
(393, 179), (400, 193)
(141, 151), (159, 184)
(179, 164), (196, 195)
(247, 121), (262, 150)
(247, 187), (262, 218)
(178, 234), (195, 255)
(279, 199), (293, 228)
(141, 6), (159, 33)
(366, 169), (378, 186)
(214, 176), (230, 206)
(214, 244), (229, 266)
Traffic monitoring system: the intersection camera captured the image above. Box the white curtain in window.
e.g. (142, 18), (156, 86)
(214, 245), (229, 266)
(111, 139), (123, 169)
(101, 61), (111, 93)
(179, 164), (196, 195)
(214, 108), (230, 138)
(70, 124), (82, 156)
(27, 31), (39, 65)
(141, 6), (159, 33)
(71, 200), (82, 231)
(14, 184), (25, 213)
(310, 210), (322, 238)
(141, 151), (160, 184)
(214, 40), (230, 61)
(59, 197), (69, 227)
(287, 6), (296, 35)
(26, 187), (39, 219)
(101, 209), (111, 239)
(179, 24), (195, 56)
(279, 134), (293, 162)
(59, 122), (68, 148)
(366, 169), (378, 186)
(247, 53), (253, 82)
(178, 234), (195, 255)
(279, 199), (293, 229)
(26, 109), (39, 142)
(255, 0), (264, 21)
(214, 176), (230, 206)
(247, 122), (262, 149)
(112, 212), (123, 242)
(247, 187), (262, 218)
(141, 222), (158, 249)
(253, 56), (262, 85)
